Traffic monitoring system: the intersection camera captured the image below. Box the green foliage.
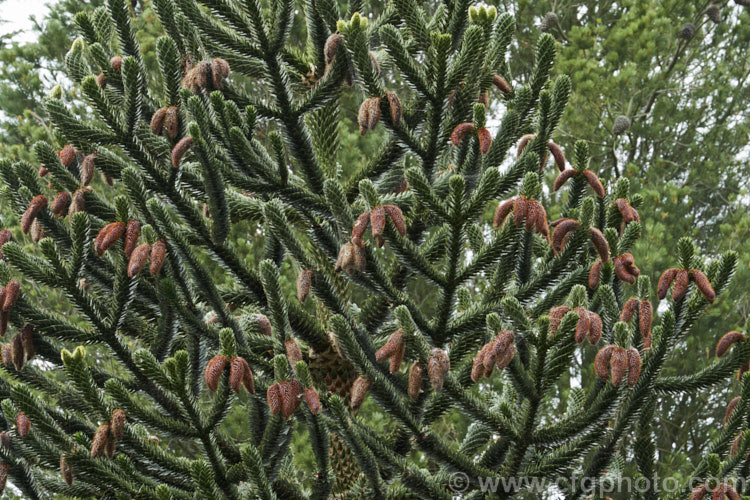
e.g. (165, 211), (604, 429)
(0, 0), (747, 498)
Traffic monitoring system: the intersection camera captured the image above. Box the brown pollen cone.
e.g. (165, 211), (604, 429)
(427, 356), (443, 391)
(451, 122), (475, 146)
(304, 387), (321, 414)
(690, 269), (716, 303)
(546, 142), (566, 171)
(471, 343), (491, 382)
(350, 376), (371, 410)
(370, 206), (386, 246)
(0, 462), (8, 494)
(228, 357), (245, 393)
(657, 268), (678, 300)
(11, 333), (24, 371)
(267, 383), (282, 415)
(493, 198), (515, 228)
(323, 33), (343, 70)
(1, 344), (11, 366)
(492, 74), (512, 94)
(689, 485), (709, 500)
(149, 240), (167, 275)
(203, 355), (229, 391)
(383, 204), (407, 237)
(384, 91), (402, 127)
(552, 219), (580, 254)
(513, 196), (528, 227)
(21, 195), (48, 234)
(110, 409), (126, 442)
(297, 269), (313, 302)
(127, 243), (151, 277)
(58, 145), (76, 168)
(90, 423), (110, 458)
(524, 200), (538, 232)
(477, 127), (492, 155)
(60, 454), (73, 485)
(672, 269), (689, 302)
(0, 312), (7, 339)
(387, 341), (406, 375)
(594, 345), (615, 380)
(548, 305), (570, 336)
(80, 154), (96, 186)
(588, 259), (603, 289)
(725, 396), (740, 425)
(96, 222), (126, 257)
(716, 331), (746, 358)
(3, 280), (20, 312)
(620, 298), (639, 323)
(279, 381), (301, 419)
(252, 314), (272, 336)
(626, 347), (641, 387)
(516, 134), (535, 157)
(588, 313), (603, 344)
(574, 308), (591, 344)
(171, 136), (193, 168)
(408, 362), (424, 399)
(51, 192), (72, 217)
(581, 170), (605, 197)
(615, 198), (639, 224)
(589, 227), (609, 262)
(285, 338), (303, 365)
(0, 230), (13, 259)
(638, 300), (652, 336)
(427, 348), (450, 391)
(532, 201), (550, 238)
(375, 329), (404, 363)
(164, 106), (180, 139)
(553, 169), (577, 191)
(238, 357), (254, 393)
(16, 412), (30, 438)
(150, 107), (167, 135)
(124, 220), (140, 258)
(69, 188), (87, 216)
(358, 97), (381, 135)
(351, 212), (371, 248)
(609, 347), (628, 387)
(613, 255), (636, 285)
(19, 324), (34, 359)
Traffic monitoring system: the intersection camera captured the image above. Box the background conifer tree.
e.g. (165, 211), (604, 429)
(507, 2), (750, 473)
(0, 0), (747, 498)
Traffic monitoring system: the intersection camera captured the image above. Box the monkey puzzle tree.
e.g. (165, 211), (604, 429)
(0, 0), (747, 498)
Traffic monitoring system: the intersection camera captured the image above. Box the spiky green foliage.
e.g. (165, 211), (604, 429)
(0, 0), (746, 498)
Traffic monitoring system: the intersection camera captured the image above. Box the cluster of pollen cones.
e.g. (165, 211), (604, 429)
(203, 355), (255, 394)
(658, 267), (715, 303)
(336, 204), (406, 274)
(95, 220), (166, 277)
(267, 379), (321, 419)
(471, 330), (515, 382)
(690, 482), (741, 500)
(493, 195), (549, 241)
(594, 344), (641, 387)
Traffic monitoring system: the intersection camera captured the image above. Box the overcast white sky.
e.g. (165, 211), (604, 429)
(1, 0), (51, 43)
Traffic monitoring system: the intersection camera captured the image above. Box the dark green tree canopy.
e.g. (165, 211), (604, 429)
(0, 0), (746, 498)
